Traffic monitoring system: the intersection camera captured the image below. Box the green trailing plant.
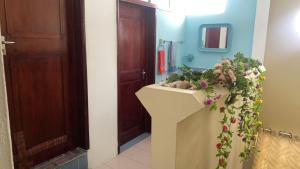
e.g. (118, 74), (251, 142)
(163, 53), (266, 169)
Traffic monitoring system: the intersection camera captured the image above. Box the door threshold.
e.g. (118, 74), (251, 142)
(32, 148), (87, 169)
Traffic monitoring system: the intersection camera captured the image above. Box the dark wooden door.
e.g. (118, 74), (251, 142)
(118, 2), (155, 146)
(0, 0), (88, 168)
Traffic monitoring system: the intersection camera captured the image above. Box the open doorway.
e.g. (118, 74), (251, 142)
(117, 1), (156, 152)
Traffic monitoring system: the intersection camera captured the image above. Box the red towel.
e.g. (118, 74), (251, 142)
(158, 49), (165, 74)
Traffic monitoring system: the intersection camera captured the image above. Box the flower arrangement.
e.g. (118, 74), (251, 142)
(160, 53), (266, 169)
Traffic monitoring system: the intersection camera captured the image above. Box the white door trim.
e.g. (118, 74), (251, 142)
(0, 27), (14, 169)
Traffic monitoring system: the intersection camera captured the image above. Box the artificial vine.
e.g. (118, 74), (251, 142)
(161, 53), (266, 169)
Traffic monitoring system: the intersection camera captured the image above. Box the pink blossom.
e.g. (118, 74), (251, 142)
(204, 98), (213, 106)
(228, 70), (236, 82)
(215, 64), (222, 69)
(214, 94), (222, 100)
(219, 74), (226, 81)
(199, 80), (208, 89)
(222, 59), (231, 65)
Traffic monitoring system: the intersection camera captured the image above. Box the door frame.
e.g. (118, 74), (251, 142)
(72, 0), (90, 150)
(1, 0), (89, 165)
(116, 0), (156, 150)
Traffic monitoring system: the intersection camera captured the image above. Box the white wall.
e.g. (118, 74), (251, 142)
(252, 0), (271, 63)
(0, 31), (14, 169)
(262, 0), (300, 136)
(85, 0), (118, 168)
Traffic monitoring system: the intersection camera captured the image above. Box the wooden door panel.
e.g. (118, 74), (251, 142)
(12, 56), (66, 148)
(119, 20), (144, 72)
(5, 0), (63, 38)
(119, 80), (145, 144)
(0, 0), (89, 167)
(119, 81), (144, 131)
(3, 0), (67, 53)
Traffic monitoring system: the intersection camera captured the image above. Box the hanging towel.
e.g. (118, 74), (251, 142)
(158, 48), (166, 75)
(168, 41), (177, 73)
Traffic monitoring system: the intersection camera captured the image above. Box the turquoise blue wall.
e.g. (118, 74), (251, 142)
(155, 0), (257, 81)
(183, 0), (257, 69)
(155, 9), (186, 82)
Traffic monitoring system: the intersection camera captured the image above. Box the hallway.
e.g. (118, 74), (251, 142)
(1, 0), (300, 168)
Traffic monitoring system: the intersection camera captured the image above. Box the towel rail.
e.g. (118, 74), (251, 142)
(159, 38), (183, 45)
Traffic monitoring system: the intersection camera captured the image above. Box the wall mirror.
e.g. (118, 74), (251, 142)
(199, 24), (232, 53)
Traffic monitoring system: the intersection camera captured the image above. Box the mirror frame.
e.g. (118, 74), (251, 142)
(199, 23), (232, 53)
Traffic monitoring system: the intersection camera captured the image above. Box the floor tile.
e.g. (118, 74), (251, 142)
(78, 155), (88, 169)
(105, 156), (148, 169)
(94, 164), (112, 169)
(123, 151), (150, 167)
(134, 138), (151, 153)
(103, 135), (151, 169)
(58, 160), (78, 169)
(120, 133), (151, 152)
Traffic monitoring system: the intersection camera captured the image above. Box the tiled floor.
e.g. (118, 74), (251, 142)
(96, 136), (151, 169)
(120, 133), (151, 153)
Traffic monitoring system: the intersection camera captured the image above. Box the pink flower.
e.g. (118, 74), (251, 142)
(228, 70), (236, 82)
(216, 143), (222, 149)
(199, 80), (208, 89)
(223, 125), (229, 132)
(219, 157), (225, 167)
(219, 74), (226, 81)
(215, 64), (222, 69)
(222, 59), (231, 65)
(204, 98), (213, 106)
(214, 94), (222, 100)
(230, 117), (237, 124)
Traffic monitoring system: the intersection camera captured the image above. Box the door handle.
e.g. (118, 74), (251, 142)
(2, 41), (15, 45)
(1, 36), (15, 55)
(142, 69), (146, 79)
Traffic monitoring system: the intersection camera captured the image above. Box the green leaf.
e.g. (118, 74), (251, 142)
(167, 73), (181, 83)
(210, 102), (218, 111)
